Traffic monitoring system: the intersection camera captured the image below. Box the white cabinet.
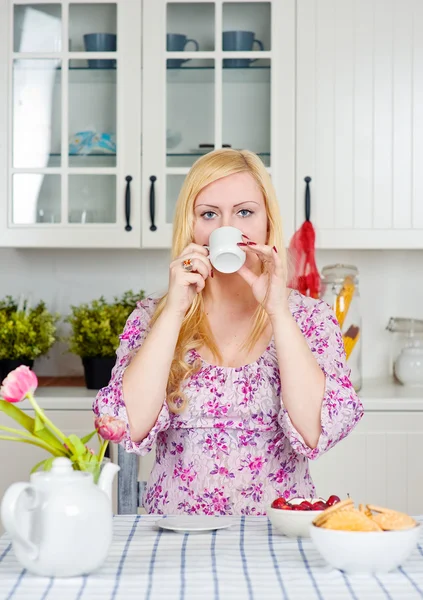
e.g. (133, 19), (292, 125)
(141, 0), (295, 248)
(0, 0), (141, 248)
(1, 0), (422, 250)
(310, 411), (423, 515)
(296, 0), (423, 249)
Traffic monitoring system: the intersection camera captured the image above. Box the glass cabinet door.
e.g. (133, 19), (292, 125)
(142, 0), (274, 247)
(8, 1), (141, 246)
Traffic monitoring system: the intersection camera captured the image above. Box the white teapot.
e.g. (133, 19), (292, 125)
(0, 457), (120, 577)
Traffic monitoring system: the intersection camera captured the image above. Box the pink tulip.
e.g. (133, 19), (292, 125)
(0, 366), (38, 403)
(95, 415), (126, 443)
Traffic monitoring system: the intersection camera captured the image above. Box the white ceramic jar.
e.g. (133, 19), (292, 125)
(394, 346), (423, 387)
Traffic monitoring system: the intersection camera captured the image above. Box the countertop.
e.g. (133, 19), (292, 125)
(16, 377), (423, 411)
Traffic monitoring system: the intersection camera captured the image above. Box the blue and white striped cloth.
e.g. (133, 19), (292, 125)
(1, 515), (423, 600)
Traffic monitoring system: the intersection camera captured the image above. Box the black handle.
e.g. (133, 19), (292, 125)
(125, 175), (133, 232)
(304, 176), (312, 222)
(149, 175), (157, 232)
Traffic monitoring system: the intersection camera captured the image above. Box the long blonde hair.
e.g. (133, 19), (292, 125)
(150, 149), (287, 413)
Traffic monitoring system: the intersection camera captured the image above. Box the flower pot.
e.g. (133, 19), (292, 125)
(82, 357), (115, 390)
(0, 358), (34, 382)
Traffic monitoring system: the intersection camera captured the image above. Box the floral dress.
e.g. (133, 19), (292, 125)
(93, 290), (364, 516)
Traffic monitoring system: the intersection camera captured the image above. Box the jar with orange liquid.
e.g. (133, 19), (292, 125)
(320, 264), (362, 391)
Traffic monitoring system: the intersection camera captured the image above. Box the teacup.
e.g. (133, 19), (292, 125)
(207, 226), (246, 274)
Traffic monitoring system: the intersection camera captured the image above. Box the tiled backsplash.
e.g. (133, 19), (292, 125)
(1, 248), (422, 379)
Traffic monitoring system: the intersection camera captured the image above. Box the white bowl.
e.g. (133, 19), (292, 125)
(267, 498), (324, 538)
(310, 522), (421, 573)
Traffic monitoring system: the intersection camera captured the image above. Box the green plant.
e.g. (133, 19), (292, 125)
(65, 290), (144, 358)
(0, 296), (58, 360)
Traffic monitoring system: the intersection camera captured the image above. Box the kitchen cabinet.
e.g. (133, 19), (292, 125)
(296, 0), (423, 249)
(309, 412), (423, 515)
(141, 0), (295, 248)
(0, 0), (295, 249)
(1, 0), (422, 250)
(0, 0), (142, 248)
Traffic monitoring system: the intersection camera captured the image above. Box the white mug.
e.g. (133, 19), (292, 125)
(207, 226), (246, 273)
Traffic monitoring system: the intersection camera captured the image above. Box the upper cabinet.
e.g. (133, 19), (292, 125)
(141, 0), (295, 248)
(296, 0), (423, 249)
(0, 0), (141, 248)
(1, 0), (421, 250)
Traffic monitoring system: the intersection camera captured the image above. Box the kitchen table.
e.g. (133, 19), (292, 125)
(0, 515), (422, 600)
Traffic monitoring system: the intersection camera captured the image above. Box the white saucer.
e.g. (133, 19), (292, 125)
(155, 516), (235, 533)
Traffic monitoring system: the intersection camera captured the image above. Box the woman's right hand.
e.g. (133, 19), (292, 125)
(165, 243), (212, 318)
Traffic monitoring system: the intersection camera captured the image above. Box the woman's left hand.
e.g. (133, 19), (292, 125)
(237, 235), (289, 319)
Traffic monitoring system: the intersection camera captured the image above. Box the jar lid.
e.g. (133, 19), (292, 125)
(386, 317), (423, 334)
(321, 264), (358, 284)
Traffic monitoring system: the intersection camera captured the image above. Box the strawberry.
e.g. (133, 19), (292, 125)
(326, 495), (341, 507)
(311, 500), (327, 511)
(271, 497), (288, 509)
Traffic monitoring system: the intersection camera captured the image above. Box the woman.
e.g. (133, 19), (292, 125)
(93, 149), (363, 515)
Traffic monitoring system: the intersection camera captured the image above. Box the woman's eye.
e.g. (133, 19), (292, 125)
(201, 211), (217, 220)
(238, 209), (253, 218)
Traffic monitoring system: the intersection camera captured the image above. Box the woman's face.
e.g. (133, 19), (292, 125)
(193, 172), (268, 257)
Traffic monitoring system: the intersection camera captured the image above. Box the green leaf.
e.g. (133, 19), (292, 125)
(30, 458), (51, 474)
(66, 434), (86, 457)
(0, 298), (58, 360)
(33, 413), (45, 433)
(64, 289), (144, 357)
(0, 399), (66, 453)
(0, 399), (35, 430)
(80, 429), (97, 445)
(42, 457), (55, 472)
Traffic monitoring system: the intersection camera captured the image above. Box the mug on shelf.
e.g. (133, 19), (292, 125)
(166, 33), (199, 68)
(222, 30), (264, 68)
(83, 33), (116, 69)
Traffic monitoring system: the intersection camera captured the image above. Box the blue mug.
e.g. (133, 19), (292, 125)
(167, 33), (199, 68)
(222, 30), (264, 68)
(83, 33), (116, 69)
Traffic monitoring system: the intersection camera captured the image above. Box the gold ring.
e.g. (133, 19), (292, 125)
(182, 258), (194, 272)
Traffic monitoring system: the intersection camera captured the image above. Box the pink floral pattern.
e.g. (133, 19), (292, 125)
(93, 291), (364, 515)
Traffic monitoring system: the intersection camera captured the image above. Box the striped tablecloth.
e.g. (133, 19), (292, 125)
(1, 515), (423, 600)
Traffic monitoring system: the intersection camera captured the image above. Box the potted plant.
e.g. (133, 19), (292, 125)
(0, 296), (58, 381)
(65, 290), (144, 390)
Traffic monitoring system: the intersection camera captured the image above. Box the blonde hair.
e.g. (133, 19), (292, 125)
(150, 149), (287, 413)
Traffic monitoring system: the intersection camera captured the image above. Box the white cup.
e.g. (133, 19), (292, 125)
(207, 226), (246, 273)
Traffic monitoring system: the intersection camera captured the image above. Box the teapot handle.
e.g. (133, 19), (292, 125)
(1, 483), (39, 560)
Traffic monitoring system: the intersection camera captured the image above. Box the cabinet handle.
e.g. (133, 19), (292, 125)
(149, 175), (157, 232)
(304, 176), (312, 222)
(125, 175), (133, 232)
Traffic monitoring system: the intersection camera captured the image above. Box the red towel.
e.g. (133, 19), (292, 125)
(288, 220), (321, 299)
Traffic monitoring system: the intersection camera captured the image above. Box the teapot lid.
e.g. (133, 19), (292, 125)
(32, 457), (92, 483)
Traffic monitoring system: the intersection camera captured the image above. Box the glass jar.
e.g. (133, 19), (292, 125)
(320, 264), (362, 391)
(386, 318), (423, 387)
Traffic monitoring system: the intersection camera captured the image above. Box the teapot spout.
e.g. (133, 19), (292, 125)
(97, 462), (120, 502)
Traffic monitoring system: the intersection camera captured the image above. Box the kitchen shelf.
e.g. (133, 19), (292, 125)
(45, 152), (271, 169)
(20, 378), (423, 412)
(46, 65), (271, 84)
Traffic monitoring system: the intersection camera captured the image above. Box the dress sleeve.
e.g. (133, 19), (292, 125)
(92, 298), (170, 455)
(278, 299), (364, 460)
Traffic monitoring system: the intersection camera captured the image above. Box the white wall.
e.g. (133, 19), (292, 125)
(1, 247), (422, 380)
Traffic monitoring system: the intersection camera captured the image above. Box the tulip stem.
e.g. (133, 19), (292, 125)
(98, 440), (109, 463)
(26, 393), (68, 444)
(0, 435), (65, 455)
(0, 425), (67, 455)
